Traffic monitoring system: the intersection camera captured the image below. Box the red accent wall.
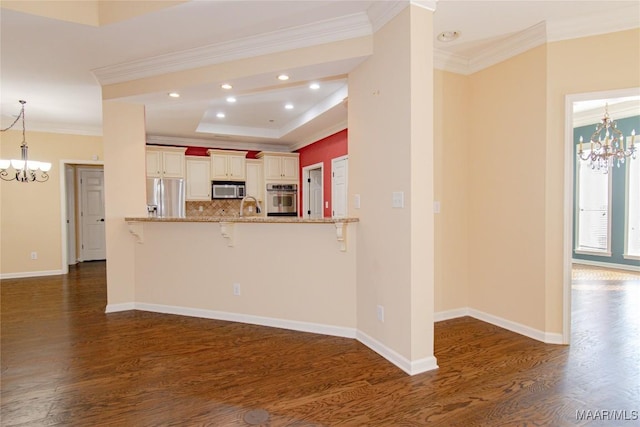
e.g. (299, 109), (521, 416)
(296, 129), (348, 218)
(183, 146), (259, 159)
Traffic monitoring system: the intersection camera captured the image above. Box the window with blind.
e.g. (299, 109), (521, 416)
(626, 153), (640, 259)
(575, 152), (612, 255)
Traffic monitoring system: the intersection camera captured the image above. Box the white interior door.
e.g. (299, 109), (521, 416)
(309, 168), (323, 218)
(80, 169), (106, 261)
(332, 156), (348, 218)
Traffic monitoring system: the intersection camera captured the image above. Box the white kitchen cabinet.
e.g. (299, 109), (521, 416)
(185, 156), (211, 200)
(146, 146), (186, 178)
(208, 149), (247, 181)
(257, 152), (299, 182)
(245, 159), (264, 203)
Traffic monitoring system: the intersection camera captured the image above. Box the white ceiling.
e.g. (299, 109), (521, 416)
(1, 0), (639, 151)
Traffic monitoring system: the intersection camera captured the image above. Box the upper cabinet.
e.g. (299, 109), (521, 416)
(185, 156), (211, 201)
(245, 159), (264, 202)
(257, 152), (299, 182)
(146, 146), (186, 178)
(208, 149), (247, 181)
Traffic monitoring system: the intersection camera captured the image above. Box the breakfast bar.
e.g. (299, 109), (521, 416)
(125, 216), (359, 250)
(116, 216), (359, 339)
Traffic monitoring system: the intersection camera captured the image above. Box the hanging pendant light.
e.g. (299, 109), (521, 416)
(577, 104), (637, 173)
(0, 100), (51, 182)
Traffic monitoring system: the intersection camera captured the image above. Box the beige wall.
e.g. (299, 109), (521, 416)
(434, 70), (470, 313)
(432, 28), (639, 339)
(103, 101), (147, 306)
(466, 45), (548, 331)
(349, 5), (435, 364)
(132, 222), (356, 328)
(0, 130), (103, 276)
(1, 1), (185, 26)
(544, 28), (640, 333)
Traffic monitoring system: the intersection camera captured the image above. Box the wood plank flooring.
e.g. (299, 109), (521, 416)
(1, 262), (639, 426)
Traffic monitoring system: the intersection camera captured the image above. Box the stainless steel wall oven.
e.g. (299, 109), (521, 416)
(266, 183), (297, 216)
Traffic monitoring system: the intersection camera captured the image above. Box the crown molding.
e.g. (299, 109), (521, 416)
(410, 1), (437, 12)
(546, 4), (640, 42)
(573, 101), (640, 128)
(367, 0), (407, 33)
(366, 1), (436, 34)
(146, 135), (290, 153)
(437, 7), (639, 76)
(434, 49), (469, 75)
(92, 13), (372, 85)
(467, 21), (547, 74)
(10, 122), (103, 137)
(435, 22), (547, 75)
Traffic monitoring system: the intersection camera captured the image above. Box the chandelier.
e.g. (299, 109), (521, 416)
(578, 104), (636, 172)
(0, 100), (51, 182)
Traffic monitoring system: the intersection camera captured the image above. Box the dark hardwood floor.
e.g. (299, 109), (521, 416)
(1, 262), (639, 426)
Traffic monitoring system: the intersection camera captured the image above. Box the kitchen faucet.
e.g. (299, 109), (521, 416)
(240, 196), (261, 217)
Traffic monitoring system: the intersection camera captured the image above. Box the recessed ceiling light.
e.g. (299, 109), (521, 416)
(277, 74), (290, 81)
(168, 92), (180, 98)
(309, 83), (320, 90)
(437, 30), (460, 42)
(285, 103), (294, 110)
(226, 96), (236, 103)
(216, 112), (225, 118)
(221, 83), (232, 90)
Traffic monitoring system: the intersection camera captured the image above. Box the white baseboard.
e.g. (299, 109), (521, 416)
(435, 307), (563, 345)
(572, 259), (640, 272)
(105, 302), (136, 313)
(356, 330), (439, 375)
(105, 301), (441, 375)
(121, 302), (357, 339)
(0, 269), (65, 279)
(433, 307), (469, 322)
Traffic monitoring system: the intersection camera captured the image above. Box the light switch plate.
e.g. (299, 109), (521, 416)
(354, 194), (361, 209)
(392, 191), (404, 208)
(434, 201), (441, 214)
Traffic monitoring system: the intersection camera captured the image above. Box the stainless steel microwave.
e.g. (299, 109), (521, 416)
(212, 181), (245, 199)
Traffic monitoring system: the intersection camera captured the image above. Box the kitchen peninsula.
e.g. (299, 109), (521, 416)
(118, 216), (359, 340)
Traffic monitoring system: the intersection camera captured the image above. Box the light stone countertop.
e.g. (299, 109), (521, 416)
(124, 216), (359, 224)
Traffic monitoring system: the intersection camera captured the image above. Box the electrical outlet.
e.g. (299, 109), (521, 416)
(233, 283), (241, 296)
(376, 305), (384, 322)
(30, 252), (38, 260)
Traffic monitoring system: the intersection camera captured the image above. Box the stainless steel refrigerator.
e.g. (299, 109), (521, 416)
(146, 178), (186, 218)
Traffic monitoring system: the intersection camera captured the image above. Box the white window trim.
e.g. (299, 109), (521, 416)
(574, 148), (613, 256)
(624, 134), (640, 259)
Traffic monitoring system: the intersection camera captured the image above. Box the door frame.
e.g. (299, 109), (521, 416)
(302, 162), (323, 218)
(59, 159), (103, 274)
(563, 86), (640, 344)
(65, 165), (77, 265)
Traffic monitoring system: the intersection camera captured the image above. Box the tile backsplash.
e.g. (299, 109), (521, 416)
(186, 200), (240, 217)
(186, 199), (261, 217)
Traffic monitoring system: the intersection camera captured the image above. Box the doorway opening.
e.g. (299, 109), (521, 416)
(302, 162), (323, 218)
(60, 160), (104, 273)
(563, 87), (640, 343)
